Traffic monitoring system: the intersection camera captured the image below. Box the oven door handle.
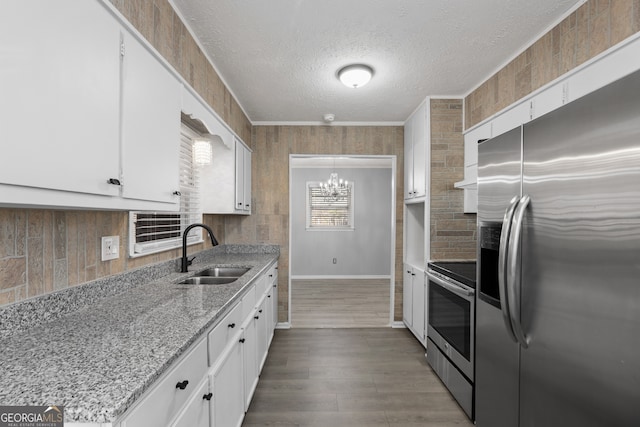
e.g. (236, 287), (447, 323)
(428, 273), (475, 299)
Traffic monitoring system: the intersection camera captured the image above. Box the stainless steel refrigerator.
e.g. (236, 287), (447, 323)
(475, 68), (640, 427)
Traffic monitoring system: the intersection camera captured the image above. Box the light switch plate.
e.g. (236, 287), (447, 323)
(101, 236), (120, 261)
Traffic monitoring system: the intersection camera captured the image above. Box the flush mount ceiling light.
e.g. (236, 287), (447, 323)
(338, 64), (374, 88)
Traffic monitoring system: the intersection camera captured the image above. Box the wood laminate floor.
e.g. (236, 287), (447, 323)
(291, 279), (391, 328)
(243, 328), (474, 427)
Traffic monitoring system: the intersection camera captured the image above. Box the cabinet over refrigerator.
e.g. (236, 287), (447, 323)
(475, 67), (640, 427)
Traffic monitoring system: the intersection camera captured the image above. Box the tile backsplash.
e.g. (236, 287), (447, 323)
(0, 209), (224, 307)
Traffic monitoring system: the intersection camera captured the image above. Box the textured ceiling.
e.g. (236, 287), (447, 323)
(171, 0), (583, 124)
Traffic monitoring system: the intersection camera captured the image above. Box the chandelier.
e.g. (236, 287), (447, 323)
(319, 172), (350, 201)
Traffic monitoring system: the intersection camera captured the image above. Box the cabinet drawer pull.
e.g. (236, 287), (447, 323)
(267, 295), (271, 298)
(228, 323), (236, 328)
(175, 380), (189, 390)
(254, 315), (259, 319)
(203, 392), (213, 401)
(239, 338), (245, 343)
(107, 178), (121, 186)
(172, 190), (181, 196)
(273, 284), (277, 288)
(259, 309), (263, 313)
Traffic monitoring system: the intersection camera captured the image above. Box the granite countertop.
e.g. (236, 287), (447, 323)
(0, 245), (279, 424)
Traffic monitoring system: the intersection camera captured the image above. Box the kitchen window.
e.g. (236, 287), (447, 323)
(128, 123), (203, 256)
(306, 182), (354, 230)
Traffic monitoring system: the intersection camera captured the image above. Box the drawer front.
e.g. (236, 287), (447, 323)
(122, 338), (208, 427)
(208, 302), (242, 365)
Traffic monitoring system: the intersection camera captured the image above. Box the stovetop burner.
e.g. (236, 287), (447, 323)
(428, 261), (476, 289)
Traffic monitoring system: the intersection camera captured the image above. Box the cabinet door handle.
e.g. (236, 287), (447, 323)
(238, 202), (243, 206)
(107, 178), (121, 186)
(273, 284), (277, 288)
(172, 190), (181, 196)
(259, 309), (263, 313)
(254, 316), (259, 319)
(175, 380), (189, 390)
(239, 338), (245, 343)
(203, 392), (213, 401)
(228, 323), (236, 328)
(267, 295), (271, 298)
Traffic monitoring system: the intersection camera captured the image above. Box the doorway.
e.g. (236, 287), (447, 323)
(288, 155), (397, 327)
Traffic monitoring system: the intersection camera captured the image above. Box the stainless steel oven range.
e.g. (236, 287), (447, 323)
(426, 261), (476, 420)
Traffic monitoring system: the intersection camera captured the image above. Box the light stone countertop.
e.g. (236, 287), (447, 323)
(0, 245), (279, 424)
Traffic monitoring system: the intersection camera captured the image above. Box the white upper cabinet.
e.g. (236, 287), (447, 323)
(0, 0), (121, 199)
(120, 31), (182, 207)
(182, 86), (251, 215)
(235, 142), (252, 213)
(404, 100), (429, 200)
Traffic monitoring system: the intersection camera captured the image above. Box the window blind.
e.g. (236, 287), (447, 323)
(306, 183), (354, 229)
(129, 124), (203, 256)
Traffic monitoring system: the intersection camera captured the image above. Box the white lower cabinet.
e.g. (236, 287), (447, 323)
(402, 265), (413, 327)
(403, 264), (426, 345)
(210, 337), (245, 427)
(242, 311), (259, 412)
(120, 338), (208, 427)
(170, 379), (210, 427)
(256, 298), (269, 372)
(118, 261), (279, 427)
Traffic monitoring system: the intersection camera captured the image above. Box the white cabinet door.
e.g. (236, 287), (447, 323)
(492, 101), (530, 138)
(268, 264), (279, 335)
(120, 31), (182, 207)
(531, 81), (566, 120)
(404, 101), (428, 200)
(411, 103), (427, 198)
(411, 268), (426, 342)
(170, 379), (210, 427)
(235, 141), (252, 213)
(241, 316), (258, 412)
(121, 338), (208, 427)
(0, 0), (120, 197)
(256, 298), (269, 372)
(403, 265), (413, 326)
(243, 146), (252, 212)
(211, 339), (244, 427)
(404, 117), (415, 199)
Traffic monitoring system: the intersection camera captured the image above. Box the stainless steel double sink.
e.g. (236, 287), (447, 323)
(178, 267), (250, 285)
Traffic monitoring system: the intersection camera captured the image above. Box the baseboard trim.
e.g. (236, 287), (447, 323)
(275, 322), (291, 329)
(291, 275), (391, 280)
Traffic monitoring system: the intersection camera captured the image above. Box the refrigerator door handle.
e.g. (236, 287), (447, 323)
(507, 194), (531, 348)
(498, 196), (520, 343)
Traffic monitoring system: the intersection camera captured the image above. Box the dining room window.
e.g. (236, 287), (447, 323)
(306, 182), (354, 230)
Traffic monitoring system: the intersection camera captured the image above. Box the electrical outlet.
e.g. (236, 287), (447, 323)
(101, 236), (120, 261)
